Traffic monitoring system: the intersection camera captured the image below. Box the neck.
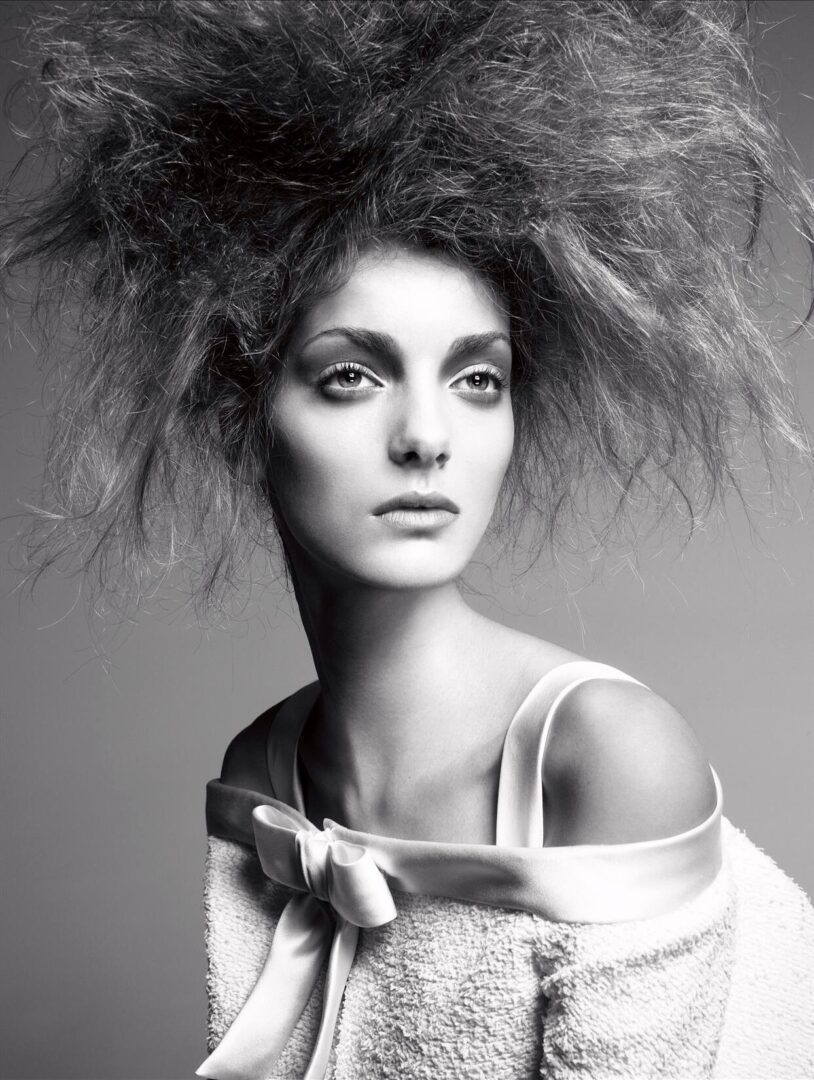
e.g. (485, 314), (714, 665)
(286, 548), (506, 818)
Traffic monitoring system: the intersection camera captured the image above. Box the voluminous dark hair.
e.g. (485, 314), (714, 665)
(3, 0), (813, 618)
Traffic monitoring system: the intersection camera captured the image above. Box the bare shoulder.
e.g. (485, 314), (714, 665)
(480, 620), (586, 681)
(542, 677), (718, 846)
(219, 698), (288, 795)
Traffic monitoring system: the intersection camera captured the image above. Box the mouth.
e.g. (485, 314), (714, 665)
(372, 491), (460, 515)
(375, 507), (457, 531)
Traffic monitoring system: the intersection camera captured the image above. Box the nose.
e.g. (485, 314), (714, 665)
(387, 386), (451, 468)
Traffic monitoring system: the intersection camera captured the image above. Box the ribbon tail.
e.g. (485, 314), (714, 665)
(303, 919), (360, 1080)
(196, 893), (333, 1080)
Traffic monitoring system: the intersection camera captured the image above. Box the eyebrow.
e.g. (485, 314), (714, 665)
(299, 327), (511, 366)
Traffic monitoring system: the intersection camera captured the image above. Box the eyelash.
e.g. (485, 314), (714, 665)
(316, 362), (379, 395)
(316, 362), (509, 398)
(454, 366), (509, 397)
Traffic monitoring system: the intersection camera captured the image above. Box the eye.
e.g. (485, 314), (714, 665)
(317, 361), (382, 397)
(450, 365), (508, 400)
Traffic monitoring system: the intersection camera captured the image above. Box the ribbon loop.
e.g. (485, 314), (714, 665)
(326, 839), (398, 928)
(253, 802), (398, 930)
(197, 797), (398, 1080)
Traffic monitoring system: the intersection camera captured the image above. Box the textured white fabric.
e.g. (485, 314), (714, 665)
(202, 818), (814, 1079)
(202, 661), (814, 1078)
(714, 822), (814, 1079)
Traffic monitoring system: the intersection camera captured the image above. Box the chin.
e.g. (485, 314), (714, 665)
(285, 523), (482, 593)
(367, 569), (464, 592)
(337, 547), (472, 592)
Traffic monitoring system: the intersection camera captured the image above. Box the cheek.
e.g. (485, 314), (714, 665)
(269, 402), (376, 515)
(498, 408), (516, 477)
(268, 390), (514, 533)
(461, 407), (515, 498)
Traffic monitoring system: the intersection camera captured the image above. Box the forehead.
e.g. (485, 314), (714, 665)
(292, 245), (510, 348)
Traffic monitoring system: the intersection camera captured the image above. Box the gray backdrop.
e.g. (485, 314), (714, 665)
(2, 2), (812, 1077)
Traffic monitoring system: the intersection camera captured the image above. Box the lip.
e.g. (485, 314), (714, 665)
(373, 491), (460, 515)
(376, 507), (457, 531)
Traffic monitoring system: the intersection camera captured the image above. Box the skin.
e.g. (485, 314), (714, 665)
(260, 240), (716, 845)
(267, 242), (582, 843)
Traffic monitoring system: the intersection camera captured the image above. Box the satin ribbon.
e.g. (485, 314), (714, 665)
(195, 799), (397, 1080)
(197, 768), (724, 1080)
(197, 663), (726, 1079)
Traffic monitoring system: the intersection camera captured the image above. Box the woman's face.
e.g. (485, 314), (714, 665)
(268, 243), (514, 591)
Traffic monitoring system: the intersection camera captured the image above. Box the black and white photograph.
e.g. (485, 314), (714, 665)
(2, 2), (813, 1078)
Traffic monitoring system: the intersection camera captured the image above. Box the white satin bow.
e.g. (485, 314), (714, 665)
(196, 770), (724, 1080)
(196, 799), (397, 1080)
(288, 813), (398, 929)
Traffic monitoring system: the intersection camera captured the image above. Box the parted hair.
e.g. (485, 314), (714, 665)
(2, 0), (813, 617)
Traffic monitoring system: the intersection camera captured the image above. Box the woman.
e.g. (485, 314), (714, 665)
(3, 2), (813, 1077)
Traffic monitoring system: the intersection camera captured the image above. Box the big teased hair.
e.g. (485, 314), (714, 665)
(2, 0), (813, 617)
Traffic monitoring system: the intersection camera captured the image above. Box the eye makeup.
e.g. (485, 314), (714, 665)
(313, 359), (509, 401)
(316, 361), (383, 397)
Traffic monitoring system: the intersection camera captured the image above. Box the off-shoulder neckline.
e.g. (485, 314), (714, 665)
(263, 658), (724, 852)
